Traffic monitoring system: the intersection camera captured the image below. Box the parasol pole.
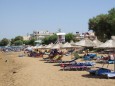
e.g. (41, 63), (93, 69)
(114, 54), (115, 72)
(112, 48), (115, 72)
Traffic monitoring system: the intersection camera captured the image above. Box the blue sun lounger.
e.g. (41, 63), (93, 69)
(61, 62), (95, 71)
(102, 72), (115, 78)
(108, 60), (115, 64)
(88, 68), (111, 76)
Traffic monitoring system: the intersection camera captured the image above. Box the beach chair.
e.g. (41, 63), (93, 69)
(107, 60), (115, 64)
(88, 68), (111, 76)
(43, 54), (57, 61)
(47, 55), (63, 63)
(60, 57), (78, 63)
(60, 61), (95, 68)
(102, 72), (115, 78)
(83, 54), (97, 61)
(61, 62), (94, 71)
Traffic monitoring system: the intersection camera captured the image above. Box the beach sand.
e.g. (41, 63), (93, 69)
(0, 52), (115, 86)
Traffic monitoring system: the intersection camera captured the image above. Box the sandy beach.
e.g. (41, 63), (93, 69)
(0, 51), (115, 86)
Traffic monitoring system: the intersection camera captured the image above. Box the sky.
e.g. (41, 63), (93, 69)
(0, 0), (115, 39)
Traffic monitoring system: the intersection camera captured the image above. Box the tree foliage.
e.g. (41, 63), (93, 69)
(11, 36), (24, 45)
(10, 38), (15, 45)
(28, 38), (36, 46)
(23, 40), (30, 45)
(0, 38), (9, 46)
(14, 36), (23, 41)
(65, 33), (75, 42)
(42, 34), (57, 44)
(14, 40), (23, 46)
(88, 8), (115, 42)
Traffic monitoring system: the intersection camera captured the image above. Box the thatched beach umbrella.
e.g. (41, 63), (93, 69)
(45, 43), (54, 49)
(93, 38), (103, 47)
(51, 43), (62, 49)
(36, 45), (44, 49)
(98, 39), (115, 48)
(75, 38), (96, 47)
(62, 42), (73, 48)
(26, 46), (34, 51)
(70, 40), (75, 45)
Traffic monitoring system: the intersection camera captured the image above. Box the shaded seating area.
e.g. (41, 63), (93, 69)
(25, 37), (115, 79)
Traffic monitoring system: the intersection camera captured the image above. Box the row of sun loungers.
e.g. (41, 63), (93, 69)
(26, 49), (115, 79)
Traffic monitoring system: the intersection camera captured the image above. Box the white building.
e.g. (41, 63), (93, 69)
(30, 30), (54, 43)
(23, 35), (30, 40)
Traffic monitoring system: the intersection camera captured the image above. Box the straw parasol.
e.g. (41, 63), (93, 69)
(98, 39), (115, 48)
(26, 46), (34, 51)
(93, 38), (103, 47)
(45, 43), (54, 49)
(75, 38), (96, 47)
(70, 40), (75, 45)
(62, 42), (73, 48)
(36, 45), (46, 49)
(51, 43), (62, 49)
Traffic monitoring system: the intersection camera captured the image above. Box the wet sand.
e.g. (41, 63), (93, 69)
(0, 52), (115, 86)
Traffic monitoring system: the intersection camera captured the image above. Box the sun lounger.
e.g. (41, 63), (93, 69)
(63, 65), (89, 70)
(83, 54), (97, 61)
(60, 61), (95, 68)
(88, 68), (111, 76)
(61, 62), (94, 71)
(102, 72), (115, 78)
(107, 60), (115, 64)
(46, 55), (63, 63)
(60, 58), (78, 63)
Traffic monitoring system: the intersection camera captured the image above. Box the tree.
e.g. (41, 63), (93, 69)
(65, 33), (75, 42)
(23, 40), (30, 45)
(14, 36), (23, 41)
(49, 34), (57, 43)
(88, 8), (115, 42)
(10, 38), (15, 45)
(28, 38), (36, 46)
(42, 34), (57, 44)
(10, 36), (23, 45)
(0, 38), (9, 46)
(108, 8), (115, 36)
(14, 40), (23, 46)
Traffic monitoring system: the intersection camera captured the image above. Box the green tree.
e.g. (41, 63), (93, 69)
(88, 8), (115, 42)
(10, 38), (15, 45)
(42, 34), (57, 44)
(14, 36), (23, 41)
(65, 33), (75, 42)
(49, 34), (57, 43)
(14, 40), (23, 46)
(10, 36), (23, 45)
(29, 38), (36, 46)
(108, 8), (115, 36)
(0, 38), (9, 46)
(23, 40), (30, 45)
